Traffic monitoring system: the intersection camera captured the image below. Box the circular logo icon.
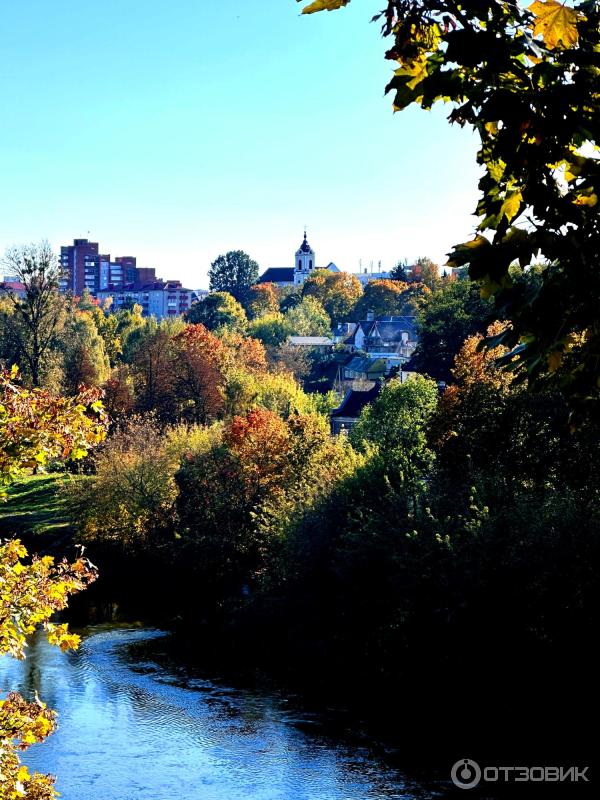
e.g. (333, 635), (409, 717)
(451, 759), (482, 790)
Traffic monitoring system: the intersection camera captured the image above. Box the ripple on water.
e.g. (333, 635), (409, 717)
(0, 627), (440, 800)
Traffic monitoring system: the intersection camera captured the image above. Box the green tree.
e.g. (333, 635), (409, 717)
(91, 306), (122, 365)
(61, 311), (110, 394)
(389, 261), (408, 281)
(284, 296), (331, 337)
(185, 291), (248, 332)
(350, 374), (438, 485)
(208, 250), (259, 306)
(408, 278), (493, 383)
(298, 0), (600, 405)
(247, 312), (291, 347)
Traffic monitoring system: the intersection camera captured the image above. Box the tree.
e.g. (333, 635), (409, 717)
(170, 325), (225, 423)
(0, 367), (107, 495)
(412, 257), (441, 292)
(91, 306), (122, 365)
(389, 261), (408, 282)
(208, 251), (260, 306)
(0, 243), (67, 386)
(350, 374), (438, 483)
(61, 311), (110, 394)
(247, 283), (280, 319)
(175, 408), (358, 609)
(128, 317), (183, 417)
(298, 0), (600, 406)
(302, 270), (362, 322)
(69, 415), (181, 548)
(185, 291), (247, 332)
(284, 296), (331, 337)
(408, 278), (493, 383)
(247, 312), (291, 348)
(353, 279), (412, 319)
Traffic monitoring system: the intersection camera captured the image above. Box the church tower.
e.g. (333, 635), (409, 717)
(294, 230), (316, 285)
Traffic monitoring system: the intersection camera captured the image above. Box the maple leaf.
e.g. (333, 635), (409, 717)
(530, 0), (583, 50)
(300, 0), (350, 14)
(500, 190), (523, 222)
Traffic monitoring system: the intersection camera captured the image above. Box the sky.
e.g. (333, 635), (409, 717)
(0, 0), (481, 289)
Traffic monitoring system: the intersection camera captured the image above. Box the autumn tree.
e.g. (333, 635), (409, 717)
(412, 256), (441, 292)
(298, 0), (600, 407)
(353, 279), (421, 319)
(302, 270), (362, 322)
(0, 367), (107, 494)
(208, 250), (260, 306)
(170, 324), (226, 423)
(185, 291), (248, 332)
(247, 282), (280, 319)
(175, 408), (358, 608)
(0, 243), (67, 387)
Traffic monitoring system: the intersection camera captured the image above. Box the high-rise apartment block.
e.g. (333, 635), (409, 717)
(58, 238), (194, 320)
(59, 239), (156, 296)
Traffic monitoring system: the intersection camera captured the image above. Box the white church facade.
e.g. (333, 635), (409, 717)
(258, 232), (340, 287)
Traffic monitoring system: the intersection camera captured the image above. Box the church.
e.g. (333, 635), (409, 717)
(258, 232), (340, 287)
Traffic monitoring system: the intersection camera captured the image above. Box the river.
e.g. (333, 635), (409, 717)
(0, 627), (440, 800)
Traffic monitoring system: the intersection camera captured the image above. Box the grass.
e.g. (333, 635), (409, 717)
(0, 473), (86, 546)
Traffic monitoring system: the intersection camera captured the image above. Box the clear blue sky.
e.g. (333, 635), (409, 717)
(0, 0), (481, 288)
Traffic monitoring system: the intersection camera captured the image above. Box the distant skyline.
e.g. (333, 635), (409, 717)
(0, 0), (480, 289)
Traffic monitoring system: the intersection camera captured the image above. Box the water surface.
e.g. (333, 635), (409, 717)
(0, 627), (438, 800)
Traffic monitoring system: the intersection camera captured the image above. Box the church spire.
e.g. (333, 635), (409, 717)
(294, 228), (316, 284)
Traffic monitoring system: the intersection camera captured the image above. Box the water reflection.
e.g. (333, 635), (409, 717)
(0, 627), (436, 800)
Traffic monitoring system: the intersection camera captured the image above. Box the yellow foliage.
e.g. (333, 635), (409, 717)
(574, 191), (598, 206)
(499, 190), (523, 222)
(0, 541), (96, 799)
(300, 0), (350, 13)
(530, 0), (583, 50)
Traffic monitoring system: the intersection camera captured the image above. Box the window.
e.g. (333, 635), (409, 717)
(309, 260), (313, 269)
(298, 260), (302, 270)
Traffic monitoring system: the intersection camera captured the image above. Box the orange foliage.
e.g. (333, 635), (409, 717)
(248, 283), (279, 318)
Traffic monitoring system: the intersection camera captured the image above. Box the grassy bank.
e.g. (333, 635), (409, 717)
(0, 473), (86, 550)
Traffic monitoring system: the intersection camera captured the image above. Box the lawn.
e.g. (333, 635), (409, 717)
(0, 473), (87, 548)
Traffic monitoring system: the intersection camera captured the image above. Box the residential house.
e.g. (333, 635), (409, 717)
(287, 335), (334, 352)
(330, 383), (382, 435)
(349, 315), (418, 369)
